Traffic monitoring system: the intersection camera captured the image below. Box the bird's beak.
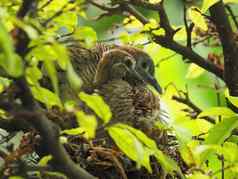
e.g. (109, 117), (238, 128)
(138, 67), (163, 94)
(145, 73), (163, 94)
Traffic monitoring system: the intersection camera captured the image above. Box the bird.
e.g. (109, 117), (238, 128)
(93, 49), (161, 132)
(59, 37), (162, 96)
(58, 37), (164, 133)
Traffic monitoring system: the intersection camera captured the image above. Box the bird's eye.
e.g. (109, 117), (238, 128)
(141, 61), (150, 72)
(125, 57), (133, 68)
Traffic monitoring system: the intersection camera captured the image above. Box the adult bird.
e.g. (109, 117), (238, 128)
(93, 49), (161, 133)
(60, 37), (162, 96)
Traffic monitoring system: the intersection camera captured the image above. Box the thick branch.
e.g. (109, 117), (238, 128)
(210, 1), (238, 96)
(154, 36), (224, 79)
(126, 0), (224, 79)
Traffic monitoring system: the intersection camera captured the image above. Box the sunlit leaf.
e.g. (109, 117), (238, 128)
(115, 123), (157, 150)
(61, 127), (85, 136)
(201, 0), (219, 12)
(198, 107), (237, 118)
(225, 89), (238, 108)
(44, 58), (59, 95)
(108, 125), (147, 170)
(188, 173), (211, 179)
(0, 20), (23, 77)
(79, 92), (112, 123)
(75, 110), (97, 139)
(31, 86), (62, 109)
(205, 116), (238, 145)
(74, 27), (97, 47)
(224, 0), (238, 3)
(66, 60), (82, 92)
(26, 66), (42, 85)
(188, 7), (208, 31)
(38, 155), (52, 166)
(186, 63), (205, 79)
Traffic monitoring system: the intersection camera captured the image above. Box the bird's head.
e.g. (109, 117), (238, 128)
(94, 49), (143, 87)
(117, 46), (163, 94)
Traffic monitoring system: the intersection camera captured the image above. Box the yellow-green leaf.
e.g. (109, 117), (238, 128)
(186, 63), (205, 79)
(79, 92), (112, 123)
(188, 7), (208, 31)
(75, 110), (97, 139)
(38, 155), (52, 166)
(198, 107), (237, 118)
(201, 0), (219, 12)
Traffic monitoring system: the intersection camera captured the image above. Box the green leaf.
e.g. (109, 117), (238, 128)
(61, 127), (85, 136)
(79, 92), (112, 123)
(188, 173), (211, 179)
(75, 110), (97, 139)
(186, 63), (205, 79)
(74, 27), (97, 47)
(0, 76), (11, 93)
(0, 20), (23, 77)
(154, 149), (183, 177)
(188, 7), (208, 31)
(198, 107), (237, 118)
(26, 66), (42, 85)
(205, 117), (238, 145)
(44, 58), (59, 95)
(66, 60), (83, 92)
(201, 0), (219, 12)
(108, 125), (147, 170)
(224, 0), (238, 3)
(38, 155), (52, 166)
(31, 86), (62, 109)
(115, 123), (157, 150)
(225, 89), (238, 108)
(52, 43), (69, 70)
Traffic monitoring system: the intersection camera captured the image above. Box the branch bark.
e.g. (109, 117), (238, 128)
(210, 1), (238, 96)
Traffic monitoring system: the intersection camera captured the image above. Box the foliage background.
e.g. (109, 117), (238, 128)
(1, 0), (238, 179)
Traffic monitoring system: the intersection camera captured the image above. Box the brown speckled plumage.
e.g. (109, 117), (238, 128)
(61, 38), (162, 130)
(94, 49), (161, 130)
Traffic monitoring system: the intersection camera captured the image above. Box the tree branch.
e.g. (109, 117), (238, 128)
(210, 1), (238, 96)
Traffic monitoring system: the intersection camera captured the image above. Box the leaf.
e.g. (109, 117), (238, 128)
(108, 125), (148, 170)
(0, 20), (23, 77)
(109, 124), (183, 176)
(224, 0), (238, 3)
(115, 123), (157, 150)
(79, 92), (112, 123)
(61, 127), (85, 136)
(44, 58), (59, 95)
(188, 7), (208, 31)
(186, 63), (205, 79)
(225, 89), (238, 108)
(38, 155), (52, 166)
(198, 107), (237, 118)
(26, 66), (42, 85)
(74, 27), (97, 47)
(149, 0), (162, 4)
(188, 173), (211, 179)
(66, 60), (83, 92)
(31, 86), (62, 109)
(205, 116), (238, 145)
(75, 110), (97, 139)
(154, 150), (183, 177)
(201, 0), (219, 12)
